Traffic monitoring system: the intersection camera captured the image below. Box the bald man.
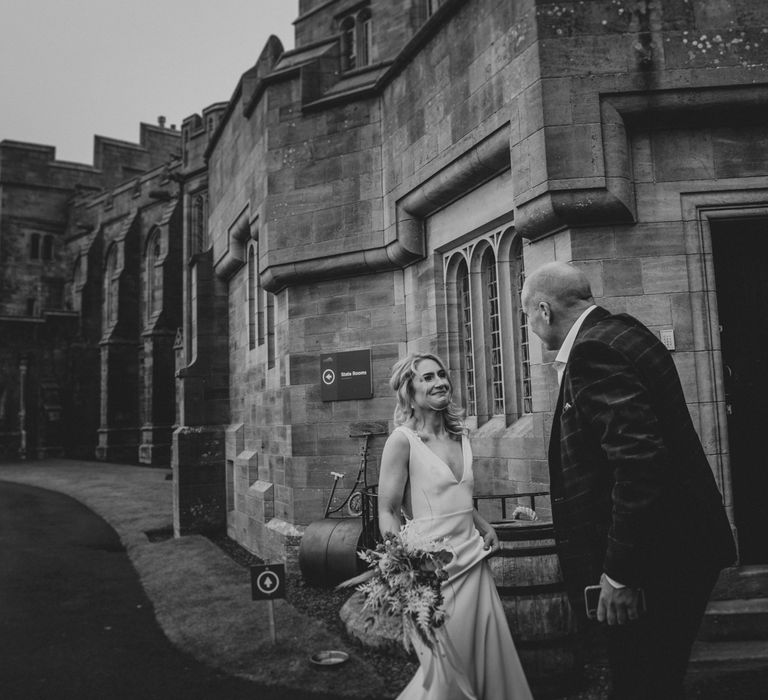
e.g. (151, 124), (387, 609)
(521, 261), (735, 699)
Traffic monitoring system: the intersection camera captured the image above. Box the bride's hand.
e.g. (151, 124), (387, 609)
(482, 527), (500, 554)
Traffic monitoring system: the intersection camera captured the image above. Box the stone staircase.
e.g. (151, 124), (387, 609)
(690, 566), (768, 674)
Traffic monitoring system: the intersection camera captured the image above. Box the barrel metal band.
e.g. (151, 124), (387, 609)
(495, 545), (557, 557)
(496, 581), (565, 596)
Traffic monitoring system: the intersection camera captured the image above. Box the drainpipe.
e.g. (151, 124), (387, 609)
(18, 356), (28, 460)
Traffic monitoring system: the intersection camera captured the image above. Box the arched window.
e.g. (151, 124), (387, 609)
(70, 255), (84, 312)
(443, 225), (529, 427)
(146, 229), (162, 320)
(248, 245), (257, 350)
(358, 9), (372, 66)
(511, 238), (532, 414)
(341, 16), (356, 71)
(266, 290), (275, 369)
(104, 244), (119, 329)
(457, 259), (476, 417)
(193, 194), (207, 255)
(481, 248), (505, 416)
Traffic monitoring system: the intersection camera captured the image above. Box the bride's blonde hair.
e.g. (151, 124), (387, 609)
(389, 352), (466, 436)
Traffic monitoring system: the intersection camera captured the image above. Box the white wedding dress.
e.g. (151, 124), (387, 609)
(395, 426), (533, 700)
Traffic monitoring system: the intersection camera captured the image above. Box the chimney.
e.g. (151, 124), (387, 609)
(158, 116), (166, 128)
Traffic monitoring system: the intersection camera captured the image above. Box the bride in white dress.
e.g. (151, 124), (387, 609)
(378, 352), (533, 700)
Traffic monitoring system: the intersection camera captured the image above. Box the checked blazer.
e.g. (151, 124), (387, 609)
(548, 307), (735, 609)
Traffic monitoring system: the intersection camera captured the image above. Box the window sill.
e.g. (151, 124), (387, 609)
(468, 413), (535, 440)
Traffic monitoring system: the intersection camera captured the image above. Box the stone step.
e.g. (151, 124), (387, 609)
(699, 597), (768, 641)
(711, 565), (768, 601)
(690, 639), (768, 669)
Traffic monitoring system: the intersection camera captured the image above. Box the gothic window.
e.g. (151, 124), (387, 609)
(248, 245), (257, 350)
(341, 16), (356, 71)
(444, 226), (529, 426)
(146, 229), (162, 320)
(30, 233), (40, 260)
(340, 7), (372, 72)
(189, 264), (198, 364)
(457, 259), (476, 416)
(512, 241), (533, 414)
(104, 244), (119, 329)
(266, 290), (275, 369)
(481, 248), (505, 416)
(193, 194), (207, 255)
(358, 9), (372, 66)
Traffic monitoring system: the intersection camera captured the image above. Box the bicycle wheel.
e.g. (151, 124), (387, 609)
(346, 491), (364, 517)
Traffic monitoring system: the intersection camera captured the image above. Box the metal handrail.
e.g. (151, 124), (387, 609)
(361, 487), (551, 548)
(473, 491), (550, 520)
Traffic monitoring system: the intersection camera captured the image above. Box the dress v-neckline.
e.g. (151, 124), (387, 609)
(404, 426), (466, 483)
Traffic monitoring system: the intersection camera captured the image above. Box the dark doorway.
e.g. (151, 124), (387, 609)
(711, 217), (768, 564)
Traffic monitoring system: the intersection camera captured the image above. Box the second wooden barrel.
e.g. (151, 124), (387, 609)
(487, 520), (582, 697)
(299, 517), (364, 588)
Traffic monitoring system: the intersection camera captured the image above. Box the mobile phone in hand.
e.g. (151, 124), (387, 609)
(584, 584), (646, 619)
(584, 584), (602, 619)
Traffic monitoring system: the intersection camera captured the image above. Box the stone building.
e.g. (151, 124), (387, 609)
(0, 123), (182, 460)
(2, 0), (767, 577)
(175, 0), (768, 571)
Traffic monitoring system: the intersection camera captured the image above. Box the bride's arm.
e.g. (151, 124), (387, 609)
(377, 430), (410, 536)
(473, 510), (500, 554)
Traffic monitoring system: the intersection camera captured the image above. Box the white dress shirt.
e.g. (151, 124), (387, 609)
(553, 305), (597, 385)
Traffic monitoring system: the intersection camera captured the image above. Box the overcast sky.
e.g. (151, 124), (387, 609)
(0, 0), (297, 164)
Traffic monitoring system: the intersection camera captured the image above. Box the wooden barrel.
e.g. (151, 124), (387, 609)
(299, 518), (364, 588)
(487, 520), (582, 697)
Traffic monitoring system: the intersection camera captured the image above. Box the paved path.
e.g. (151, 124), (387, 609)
(0, 480), (339, 700)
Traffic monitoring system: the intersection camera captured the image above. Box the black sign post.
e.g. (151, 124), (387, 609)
(320, 349), (373, 402)
(250, 564), (285, 644)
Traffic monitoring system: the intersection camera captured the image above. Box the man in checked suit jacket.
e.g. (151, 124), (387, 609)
(521, 262), (735, 699)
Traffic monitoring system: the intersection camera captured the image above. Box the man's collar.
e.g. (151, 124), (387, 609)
(554, 305), (598, 366)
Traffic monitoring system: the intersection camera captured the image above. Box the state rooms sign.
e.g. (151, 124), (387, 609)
(320, 349), (373, 401)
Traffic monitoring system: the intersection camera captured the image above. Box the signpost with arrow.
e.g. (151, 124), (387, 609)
(250, 563), (285, 644)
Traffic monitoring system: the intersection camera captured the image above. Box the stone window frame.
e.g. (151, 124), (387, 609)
(247, 240), (266, 353)
(192, 193), (208, 256)
(265, 288), (275, 370)
(248, 244), (257, 351)
(104, 243), (120, 331)
(339, 4), (372, 72)
(443, 225), (529, 428)
(145, 227), (163, 321)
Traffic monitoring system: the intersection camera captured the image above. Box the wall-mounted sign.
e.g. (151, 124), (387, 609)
(320, 349), (373, 402)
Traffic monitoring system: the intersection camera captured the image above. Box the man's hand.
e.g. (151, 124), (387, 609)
(596, 573), (643, 625)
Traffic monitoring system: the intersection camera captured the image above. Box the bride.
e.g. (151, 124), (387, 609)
(377, 352), (533, 700)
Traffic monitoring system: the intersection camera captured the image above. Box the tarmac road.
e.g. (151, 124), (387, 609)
(0, 480), (340, 700)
